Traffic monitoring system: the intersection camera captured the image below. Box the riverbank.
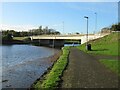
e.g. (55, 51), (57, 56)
(2, 40), (30, 45)
(30, 52), (61, 89)
(31, 32), (119, 89)
(2, 36), (31, 45)
(31, 46), (70, 89)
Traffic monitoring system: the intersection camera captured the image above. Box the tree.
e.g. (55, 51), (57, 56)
(39, 26), (42, 30)
(2, 33), (13, 41)
(76, 32), (80, 34)
(101, 27), (111, 33)
(110, 23), (120, 31)
(39, 26), (43, 35)
(30, 26), (60, 35)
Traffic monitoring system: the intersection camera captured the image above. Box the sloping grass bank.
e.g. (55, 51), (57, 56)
(77, 32), (119, 56)
(33, 46), (70, 89)
(13, 37), (28, 40)
(99, 59), (119, 76)
(77, 32), (119, 76)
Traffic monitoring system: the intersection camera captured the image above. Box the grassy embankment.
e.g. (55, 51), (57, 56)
(99, 59), (119, 76)
(77, 32), (120, 75)
(33, 46), (70, 89)
(13, 37), (31, 44)
(13, 37), (28, 41)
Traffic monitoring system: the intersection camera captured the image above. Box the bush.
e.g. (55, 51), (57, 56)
(23, 37), (31, 42)
(2, 34), (13, 41)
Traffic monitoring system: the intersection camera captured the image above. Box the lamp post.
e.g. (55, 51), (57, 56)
(39, 29), (40, 46)
(62, 21), (64, 35)
(95, 12), (97, 35)
(84, 16), (89, 50)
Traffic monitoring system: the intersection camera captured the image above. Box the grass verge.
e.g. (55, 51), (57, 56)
(77, 32), (119, 56)
(13, 37), (28, 40)
(33, 46), (70, 89)
(77, 33), (120, 76)
(99, 59), (120, 76)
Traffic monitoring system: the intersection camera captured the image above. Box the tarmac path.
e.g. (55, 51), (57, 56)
(61, 47), (119, 88)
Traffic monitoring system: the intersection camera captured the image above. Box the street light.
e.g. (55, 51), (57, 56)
(95, 12), (97, 34)
(84, 16), (89, 50)
(62, 21), (64, 35)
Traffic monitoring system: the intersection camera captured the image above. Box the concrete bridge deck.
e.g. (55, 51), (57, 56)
(30, 33), (109, 44)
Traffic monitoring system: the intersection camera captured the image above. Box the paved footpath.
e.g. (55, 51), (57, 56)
(61, 47), (119, 88)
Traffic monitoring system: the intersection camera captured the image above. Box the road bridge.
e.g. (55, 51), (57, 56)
(30, 33), (109, 47)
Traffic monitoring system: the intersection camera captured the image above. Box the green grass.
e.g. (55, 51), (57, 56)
(99, 59), (119, 76)
(13, 37), (28, 40)
(77, 32), (119, 56)
(77, 33), (120, 76)
(33, 46), (70, 89)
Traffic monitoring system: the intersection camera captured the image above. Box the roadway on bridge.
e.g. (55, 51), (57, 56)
(61, 47), (118, 88)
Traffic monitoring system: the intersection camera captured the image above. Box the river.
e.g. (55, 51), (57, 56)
(1, 45), (60, 89)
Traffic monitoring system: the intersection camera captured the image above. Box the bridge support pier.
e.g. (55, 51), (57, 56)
(32, 39), (64, 48)
(53, 39), (64, 48)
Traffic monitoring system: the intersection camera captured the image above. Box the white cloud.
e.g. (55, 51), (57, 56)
(0, 24), (39, 31)
(52, 23), (62, 27)
(0, 24), (62, 31)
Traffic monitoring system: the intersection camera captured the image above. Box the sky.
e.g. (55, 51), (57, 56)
(0, 0), (119, 34)
(118, 2), (120, 22)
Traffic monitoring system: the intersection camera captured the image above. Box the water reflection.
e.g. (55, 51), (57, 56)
(64, 44), (80, 47)
(1, 45), (59, 88)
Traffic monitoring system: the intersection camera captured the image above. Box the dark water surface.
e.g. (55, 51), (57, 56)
(1, 45), (59, 88)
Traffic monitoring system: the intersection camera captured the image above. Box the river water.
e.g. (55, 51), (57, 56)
(1, 45), (59, 89)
